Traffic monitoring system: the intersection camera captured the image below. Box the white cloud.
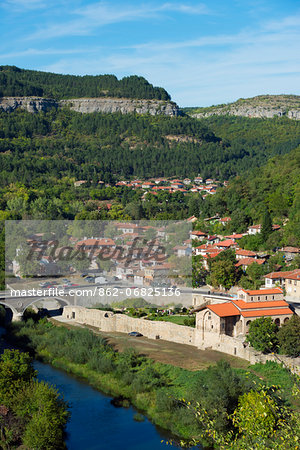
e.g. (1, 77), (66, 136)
(40, 10), (300, 106)
(1, 0), (47, 11)
(0, 47), (101, 59)
(26, 2), (210, 39)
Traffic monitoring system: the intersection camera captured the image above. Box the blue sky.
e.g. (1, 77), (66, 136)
(0, 0), (299, 106)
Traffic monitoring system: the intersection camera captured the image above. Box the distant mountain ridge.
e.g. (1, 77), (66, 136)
(0, 65), (170, 101)
(185, 95), (300, 120)
(0, 66), (180, 116)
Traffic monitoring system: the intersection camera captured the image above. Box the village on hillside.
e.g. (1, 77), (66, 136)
(74, 176), (227, 198)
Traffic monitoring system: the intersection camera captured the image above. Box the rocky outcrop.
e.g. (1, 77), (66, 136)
(61, 97), (180, 116)
(288, 110), (300, 120)
(193, 107), (300, 120)
(0, 97), (58, 113)
(190, 95), (300, 120)
(0, 96), (180, 116)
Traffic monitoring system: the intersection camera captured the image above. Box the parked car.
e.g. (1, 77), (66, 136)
(81, 273), (88, 278)
(95, 276), (107, 285)
(85, 277), (95, 283)
(128, 331), (143, 337)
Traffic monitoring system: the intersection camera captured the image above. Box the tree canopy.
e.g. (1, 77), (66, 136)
(0, 65), (171, 100)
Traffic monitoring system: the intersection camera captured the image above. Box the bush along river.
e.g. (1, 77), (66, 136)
(0, 324), (200, 449)
(1, 318), (299, 449)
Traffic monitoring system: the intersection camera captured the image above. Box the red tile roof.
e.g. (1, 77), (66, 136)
(241, 308), (293, 318)
(240, 288), (283, 295)
(235, 257), (265, 267)
(220, 217), (231, 222)
(192, 230), (207, 236)
(264, 269), (300, 279)
(208, 303), (239, 317)
(76, 238), (115, 247)
(231, 300), (289, 310)
(284, 273), (300, 280)
(280, 247), (300, 253)
(216, 239), (236, 247)
(207, 301), (293, 319)
(236, 249), (257, 257)
(204, 251), (223, 259)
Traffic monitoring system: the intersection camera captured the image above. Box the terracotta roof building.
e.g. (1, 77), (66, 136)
(196, 287), (293, 338)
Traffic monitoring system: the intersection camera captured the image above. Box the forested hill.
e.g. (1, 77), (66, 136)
(1, 109), (300, 186)
(0, 66), (170, 100)
(185, 95), (300, 120)
(201, 144), (300, 245)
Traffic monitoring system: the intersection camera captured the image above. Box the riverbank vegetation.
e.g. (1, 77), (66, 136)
(0, 348), (69, 449)
(5, 317), (300, 448)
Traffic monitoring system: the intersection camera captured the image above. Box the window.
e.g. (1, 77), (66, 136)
(265, 296), (267, 300)
(272, 295), (274, 300)
(251, 297), (253, 301)
(258, 296), (260, 301)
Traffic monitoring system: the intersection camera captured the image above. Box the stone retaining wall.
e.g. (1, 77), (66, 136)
(63, 306), (196, 346)
(62, 306), (300, 374)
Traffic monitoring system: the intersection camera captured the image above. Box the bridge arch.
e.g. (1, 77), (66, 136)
(23, 297), (71, 317)
(0, 301), (21, 322)
(0, 297), (71, 321)
(23, 297), (71, 311)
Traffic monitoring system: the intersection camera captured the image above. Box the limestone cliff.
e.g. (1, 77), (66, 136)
(188, 95), (300, 120)
(61, 97), (180, 116)
(0, 96), (180, 116)
(0, 97), (58, 113)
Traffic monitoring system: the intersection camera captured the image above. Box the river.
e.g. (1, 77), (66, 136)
(0, 329), (184, 450)
(35, 360), (174, 450)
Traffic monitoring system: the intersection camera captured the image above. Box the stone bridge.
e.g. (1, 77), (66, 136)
(0, 289), (73, 321)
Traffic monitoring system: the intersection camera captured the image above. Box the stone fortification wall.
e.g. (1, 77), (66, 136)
(63, 306), (196, 346)
(62, 306), (300, 374)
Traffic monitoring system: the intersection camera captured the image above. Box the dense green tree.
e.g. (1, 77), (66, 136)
(207, 259), (238, 290)
(0, 349), (35, 401)
(278, 315), (300, 357)
(207, 250), (240, 290)
(192, 360), (250, 432)
(261, 209), (273, 242)
(246, 317), (279, 353)
(0, 349), (69, 448)
(239, 262), (265, 289)
(0, 65), (171, 100)
(192, 255), (208, 288)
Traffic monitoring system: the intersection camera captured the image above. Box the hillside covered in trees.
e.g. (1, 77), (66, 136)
(2, 109), (300, 188)
(0, 65), (170, 100)
(201, 144), (300, 246)
(184, 94), (300, 120)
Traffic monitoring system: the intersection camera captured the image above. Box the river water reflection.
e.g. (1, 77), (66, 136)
(35, 360), (174, 450)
